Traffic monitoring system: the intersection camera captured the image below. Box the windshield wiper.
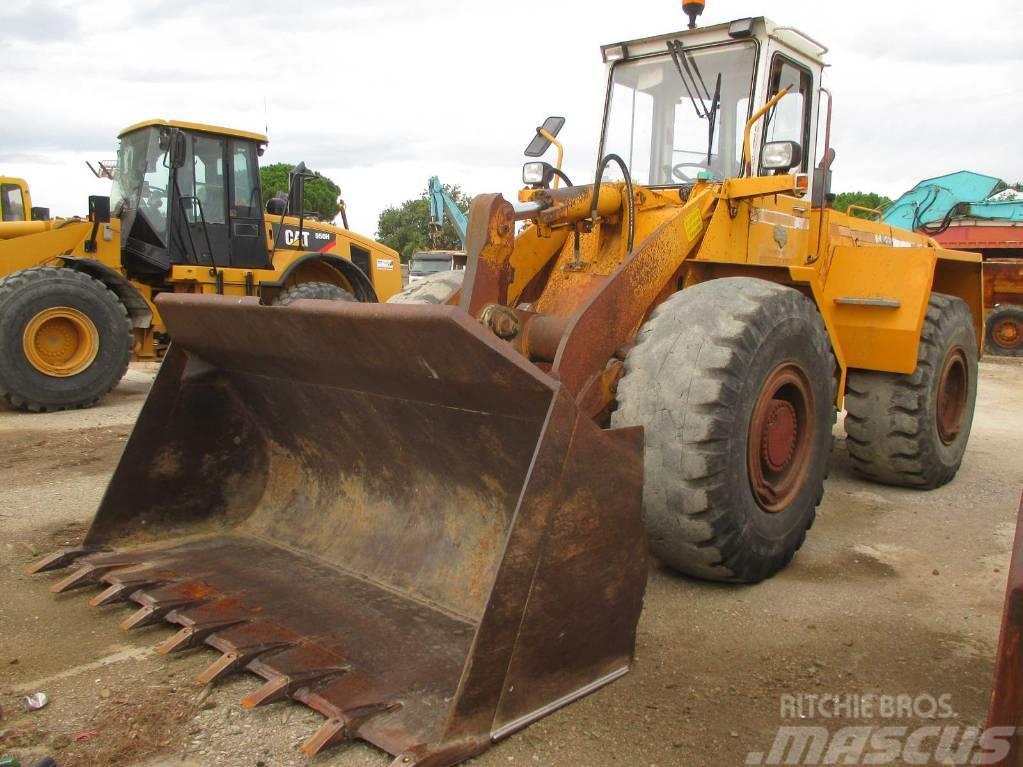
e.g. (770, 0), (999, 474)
(706, 73), (721, 165)
(667, 39), (709, 118)
(667, 39), (721, 167)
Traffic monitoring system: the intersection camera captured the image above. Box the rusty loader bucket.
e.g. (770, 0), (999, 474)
(29, 294), (647, 766)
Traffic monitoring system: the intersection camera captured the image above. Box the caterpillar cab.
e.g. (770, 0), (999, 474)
(0, 121), (400, 412)
(112, 120), (393, 299)
(30, 11), (982, 767)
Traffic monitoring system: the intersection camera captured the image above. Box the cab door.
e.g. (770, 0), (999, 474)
(175, 132), (231, 267)
(227, 140), (269, 269)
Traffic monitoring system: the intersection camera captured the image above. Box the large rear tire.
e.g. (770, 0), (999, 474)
(611, 278), (836, 583)
(844, 293), (978, 489)
(0, 267), (132, 412)
(272, 281), (355, 306)
(387, 271), (464, 305)
(985, 304), (1023, 357)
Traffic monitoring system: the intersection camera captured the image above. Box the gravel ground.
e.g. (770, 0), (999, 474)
(0, 358), (1020, 767)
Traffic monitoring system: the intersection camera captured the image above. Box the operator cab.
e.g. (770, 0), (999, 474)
(111, 120), (270, 276)
(598, 17), (827, 195)
(1, 178), (30, 222)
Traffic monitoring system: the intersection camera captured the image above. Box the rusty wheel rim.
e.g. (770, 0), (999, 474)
(936, 348), (968, 445)
(992, 317), (1022, 351)
(748, 363), (815, 513)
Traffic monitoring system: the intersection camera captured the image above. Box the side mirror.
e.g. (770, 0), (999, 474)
(287, 162), (307, 218)
(762, 141), (802, 172)
(165, 129), (187, 170)
(524, 116), (566, 157)
(89, 195), (111, 224)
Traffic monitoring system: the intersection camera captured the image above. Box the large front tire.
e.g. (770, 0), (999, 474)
(844, 293), (978, 489)
(272, 281), (355, 306)
(611, 278), (836, 583)
(0, 267), (132, 412)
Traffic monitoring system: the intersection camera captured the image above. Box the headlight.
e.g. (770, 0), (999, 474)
(522, 162), (546, 185)
(762, 141), (802, 171)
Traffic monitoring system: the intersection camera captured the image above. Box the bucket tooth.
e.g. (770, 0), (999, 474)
(242, 645), (348, 707)
(119, 580), (221, 630)
(158, 616), (249, 655)
(196, 643), (293, 686)
(302, 702), (401, 756)
(241, 667), (347, 708)
(89, 577), (163, 607)
(26, 546), (111, 574)
(121, 600), (197, 630)
(50, 559), (139, 593)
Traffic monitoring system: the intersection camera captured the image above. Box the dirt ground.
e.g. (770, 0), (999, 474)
(1, 359), (1020, 767)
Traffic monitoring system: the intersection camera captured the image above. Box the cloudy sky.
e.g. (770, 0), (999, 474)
(2, 0), (1020, 235)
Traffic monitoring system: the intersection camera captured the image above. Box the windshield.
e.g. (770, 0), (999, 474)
(111, 127), (170, 235)
(409, 254), (453, 275)
(601, 41), (757, 185)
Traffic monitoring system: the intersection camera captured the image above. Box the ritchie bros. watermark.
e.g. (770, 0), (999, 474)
(744, 693), (1012, 765)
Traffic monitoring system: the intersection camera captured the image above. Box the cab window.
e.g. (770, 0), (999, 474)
(1, 184), (26, 222)
(762, 55), (813, 173)
(189, 136), (227, 225)
(229, 141), (260, 219)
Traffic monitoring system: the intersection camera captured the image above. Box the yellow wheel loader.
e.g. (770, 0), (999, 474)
(30, 13), (984, 767)
(0, 121), (401, 412)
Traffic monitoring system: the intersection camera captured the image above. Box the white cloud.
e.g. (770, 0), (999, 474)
(2, 0), (1020, 232)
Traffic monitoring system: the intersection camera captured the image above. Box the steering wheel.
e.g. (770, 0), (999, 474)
(671, 163), (711, 183)
(141, 182), (166, 204)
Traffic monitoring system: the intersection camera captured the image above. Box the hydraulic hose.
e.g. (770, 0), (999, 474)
(589, 153), (635, 254)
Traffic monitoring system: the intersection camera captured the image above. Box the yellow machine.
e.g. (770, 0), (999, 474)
(0, 120), (401, 411)
(30, 13), (982, 767)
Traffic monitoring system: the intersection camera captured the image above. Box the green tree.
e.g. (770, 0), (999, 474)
(377, 183), (471, 262)
(832, 191), (893, 218)
(259, 163), (343, 222)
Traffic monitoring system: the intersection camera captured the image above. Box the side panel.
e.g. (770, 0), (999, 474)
(262, 215), (401, 301)
(0, 220), (122, 276)
(933, 250), (985, 347)
(819, 245), (935, 374)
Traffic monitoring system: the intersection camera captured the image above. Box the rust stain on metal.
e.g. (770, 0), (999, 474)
(28, 293), (646, 766)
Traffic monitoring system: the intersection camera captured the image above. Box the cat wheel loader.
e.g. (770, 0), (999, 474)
(0, 120), (401, 412)
(30, 12), (984, 767)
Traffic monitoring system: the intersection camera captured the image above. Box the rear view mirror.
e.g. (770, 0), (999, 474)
(287, 162), (307, 218)
(524, 116), (566, 157)
(89, 195), (111, 224)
